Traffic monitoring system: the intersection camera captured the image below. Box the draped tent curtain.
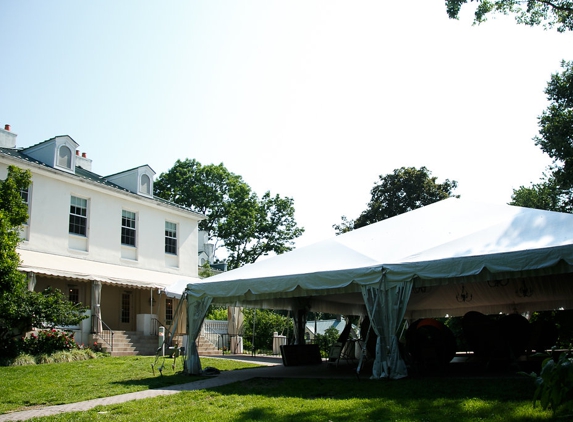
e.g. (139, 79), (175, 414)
(361, 274), (413, 380)
(228, 306), (244, 353)
(91, 280), (102, 334)
(186, 296), (213, 375)
(227, 306), (244, 336)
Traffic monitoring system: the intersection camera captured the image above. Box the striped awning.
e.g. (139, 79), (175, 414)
(18, 249), (201, 290)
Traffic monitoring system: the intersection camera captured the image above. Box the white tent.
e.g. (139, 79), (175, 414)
(181, 198), (573, 378)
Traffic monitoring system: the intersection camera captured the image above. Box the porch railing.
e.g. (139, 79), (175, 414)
(92, 315), (114, 353)
(151, 317), (164, 336)
(202, 319), (228, 349)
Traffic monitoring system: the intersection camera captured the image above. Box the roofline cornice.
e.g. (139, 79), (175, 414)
(0, 150), (206, 221)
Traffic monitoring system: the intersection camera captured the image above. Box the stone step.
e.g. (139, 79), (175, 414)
(96, 330), (162, 356)
(197, 334), (222, 356)
(97, 331), (226, 357)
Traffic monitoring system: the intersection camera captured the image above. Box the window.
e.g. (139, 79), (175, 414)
(165, 299), (173, 324)
(68, 286), (79, 304)
(20, 187), (29, 204)
(20, 187), (30, 224)
(121, 293), (131, 323)
(121, 210), (136, 246)
(57, 145), (72, 169)
(69, 196), (87, 236)
(140, 174), (151, 195)
(165, 221), (177, 255)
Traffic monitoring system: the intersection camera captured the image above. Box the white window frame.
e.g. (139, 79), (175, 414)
(121, 210), (137, 247)
(69, 196), (88, 237)
(164, 221), (178, 255)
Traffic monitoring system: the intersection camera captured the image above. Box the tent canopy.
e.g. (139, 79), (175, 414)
(184, 198), (573, 318)
(181, 198), (573, 378)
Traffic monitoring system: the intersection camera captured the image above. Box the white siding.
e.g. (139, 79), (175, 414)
(1, 156), (200, 277)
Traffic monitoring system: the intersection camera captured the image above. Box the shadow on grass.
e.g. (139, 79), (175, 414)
(110, 372), (208, 389)
(208, 376), (556, 422)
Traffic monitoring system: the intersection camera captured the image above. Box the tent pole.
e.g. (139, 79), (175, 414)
(251, 309), (256, 356)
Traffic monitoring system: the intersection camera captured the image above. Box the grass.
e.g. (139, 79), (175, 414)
(0, 355), (259, 414)
(26, 377), (571, 421)
(1, 356), (571, 421)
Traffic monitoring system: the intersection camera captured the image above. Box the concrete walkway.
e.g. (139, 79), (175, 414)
(0, 356), (360, 421)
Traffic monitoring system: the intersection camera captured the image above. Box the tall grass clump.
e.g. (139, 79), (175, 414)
(9, 354), (36, 366)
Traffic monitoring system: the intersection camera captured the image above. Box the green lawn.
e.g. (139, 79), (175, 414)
(0, 355), (259, 414)
(1, 356), (570, 421)
(27, 377), (567, 422)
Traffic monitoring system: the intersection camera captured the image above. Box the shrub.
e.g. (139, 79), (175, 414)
(20, 329), (79, 356)
(243, 309), (293, 352)
(315, 326), (341, 357)
(522, 351), (573, 414)
(10, 354), (36, 366)
(6, 349), (98, 366)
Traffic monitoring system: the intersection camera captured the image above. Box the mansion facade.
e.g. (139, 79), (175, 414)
(0, 124), (204, 351)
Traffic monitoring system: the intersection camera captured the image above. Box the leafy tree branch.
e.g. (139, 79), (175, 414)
(446, 0), (573, 32)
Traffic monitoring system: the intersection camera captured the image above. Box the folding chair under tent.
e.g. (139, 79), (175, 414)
(169, 199), (573, 380)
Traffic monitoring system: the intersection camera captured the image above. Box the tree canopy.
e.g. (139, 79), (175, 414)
(534, 61), (573, 189)
(446, 3), (573, 213)
(509, 61), (573, 212)
(334, 167), (458, 234)
(510, 174), (572, 212)
(446, 1), (573, 32)
(154, 159), (304, 269)
(1, 166), (86, 359)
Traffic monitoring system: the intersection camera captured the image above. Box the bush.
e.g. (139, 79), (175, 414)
(522, 351), (573, 414)
(19, 329), (79, 356)
(3, 349), (99, 366)
(314, 326), (341, 357)
(243, 309), (293, 352)
(10, 354), (37, 366)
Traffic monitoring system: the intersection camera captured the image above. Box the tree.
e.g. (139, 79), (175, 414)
(336, 167), (458, 233)
(534, 61), (573, 190)
(446, 1), (573, 32)
(0, 166), (87, 359)
(510, 174), (572, 212)
(0, 166), (29, 295)
(332, 215), (354, 235)
(242, 308), (293, 352)
(198, 262), (216, 279)
(154, 159), (304, 269)
(446, 4), (573, 212)
(314, 326), (341, 358)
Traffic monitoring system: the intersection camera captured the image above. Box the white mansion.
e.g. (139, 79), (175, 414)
(0, 124), (205, 353)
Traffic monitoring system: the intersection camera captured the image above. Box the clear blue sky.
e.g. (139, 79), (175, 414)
(1, 1), (572, 251)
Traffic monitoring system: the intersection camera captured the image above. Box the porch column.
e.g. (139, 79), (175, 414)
(27, 272), (36, 291)
(91, 280), (103, 334)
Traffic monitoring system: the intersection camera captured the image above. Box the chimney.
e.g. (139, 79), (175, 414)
(75, 151), (93, 172)
(0, 124), (17, 148)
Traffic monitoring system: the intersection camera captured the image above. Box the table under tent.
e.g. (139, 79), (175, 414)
(166, 198), (573, 379)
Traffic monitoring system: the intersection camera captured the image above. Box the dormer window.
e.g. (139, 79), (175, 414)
(140, 174), (151, 195)
(106, 164), (155, 197)
(57, 145), (72, 169)
(21, 135), (78, 174)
